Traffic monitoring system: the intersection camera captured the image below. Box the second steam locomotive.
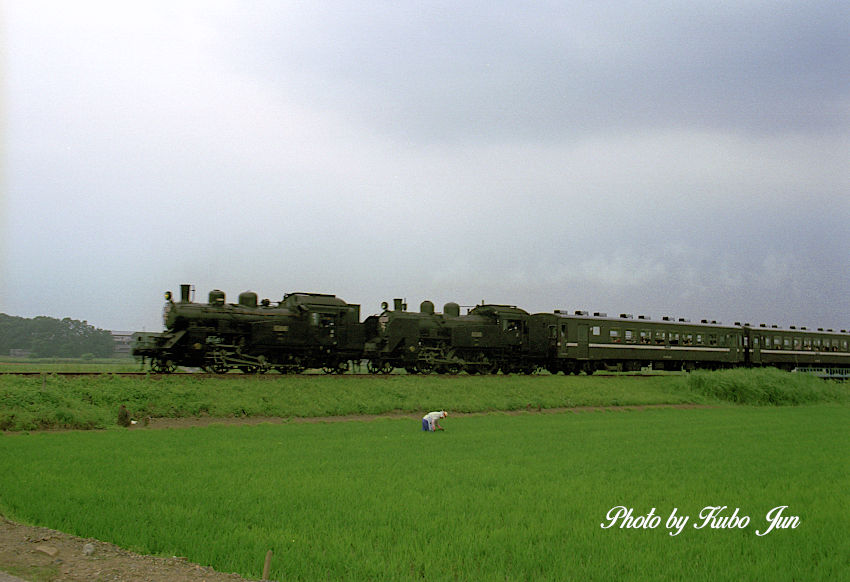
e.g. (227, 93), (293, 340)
(133, 284), (850, 374)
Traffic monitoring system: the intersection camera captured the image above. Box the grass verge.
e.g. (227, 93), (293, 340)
(1, 369), (847, 431)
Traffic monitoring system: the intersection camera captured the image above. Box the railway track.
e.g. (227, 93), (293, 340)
(0, 371), (377, 378)
(0, 371), (668, 378)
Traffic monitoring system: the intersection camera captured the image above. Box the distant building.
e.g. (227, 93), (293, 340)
(9, 349), (31, 357)
(111, 331), (135, 355)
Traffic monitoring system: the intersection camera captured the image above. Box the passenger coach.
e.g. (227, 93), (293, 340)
(533, 311), (743, 374)
(742, 324), (850, 370)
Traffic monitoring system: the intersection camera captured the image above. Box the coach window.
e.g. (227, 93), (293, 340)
(774, 336), (782, 349)
(843, 340), (848, 351)
(640, 330), (651, 344)
(709, 334), (718, 346)
(592, 326), (601, 336)
(655, 331), (666, 345)
(625, 329), (635, 343)
(814, 338), (822, 350)
(783, 337), (791, 349)
(794, 337), (802, 350)
(670, 333), (680, 345)
(610, 328), (621, 343)
(696, 334), (703, 345)
(683, 333), (693, 346)
(804, 338), (812, 351)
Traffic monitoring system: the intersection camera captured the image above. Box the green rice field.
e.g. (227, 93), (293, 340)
(1, 405), (847, 580)
(0, 369), (848, 580)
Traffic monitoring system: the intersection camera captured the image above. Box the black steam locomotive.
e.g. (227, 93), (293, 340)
(363, 299), (539, 375)
(133, 285), (362, 374)
(133, 284), (850, 374)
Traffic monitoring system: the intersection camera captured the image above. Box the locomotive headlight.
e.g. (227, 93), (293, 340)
(165, 291), (173, 301)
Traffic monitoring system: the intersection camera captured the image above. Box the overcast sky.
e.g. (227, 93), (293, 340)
(2, 1), (848, 332)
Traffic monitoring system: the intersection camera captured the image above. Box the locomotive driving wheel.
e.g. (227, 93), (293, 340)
(481, 360), (500, 375)
(414, 362), (433, 375)
(284, 356), (305, 374)
(323, 360), (350, 375)
(472, 352), (499, 375)
(368, 360), (394, 374)
(151, 358), (176, 374)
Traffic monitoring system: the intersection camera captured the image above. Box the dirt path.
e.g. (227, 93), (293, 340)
(129, 402), (710, 430)
(0, 517), (250, 582)
(2, 403), (710, 580)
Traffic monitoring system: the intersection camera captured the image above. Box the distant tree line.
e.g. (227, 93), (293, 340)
(0, 313), (115, 357)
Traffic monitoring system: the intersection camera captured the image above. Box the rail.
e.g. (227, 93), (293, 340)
(793, 367), (850, 380)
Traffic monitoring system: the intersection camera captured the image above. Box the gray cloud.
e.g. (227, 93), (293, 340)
(2, 1), (848, 332)
(225, 1), (849, 142)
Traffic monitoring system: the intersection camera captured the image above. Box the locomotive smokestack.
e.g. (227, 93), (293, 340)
(180, 284), (191, 303)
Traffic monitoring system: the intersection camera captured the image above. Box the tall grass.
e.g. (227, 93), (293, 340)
(685, 367), (847, 405)
(1, 406), (847, 580)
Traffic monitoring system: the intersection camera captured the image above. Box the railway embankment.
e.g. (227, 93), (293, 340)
(0, 368), (845, 432)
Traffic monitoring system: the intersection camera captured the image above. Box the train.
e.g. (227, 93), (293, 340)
(132, 284), (850, 374)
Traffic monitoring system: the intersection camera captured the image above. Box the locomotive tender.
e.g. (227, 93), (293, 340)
(133, 284), (850, 374)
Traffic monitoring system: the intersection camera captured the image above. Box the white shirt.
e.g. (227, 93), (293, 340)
(423, 411), (446, 422)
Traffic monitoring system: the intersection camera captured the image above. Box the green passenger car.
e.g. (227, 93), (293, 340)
(534, 311), (743, 374)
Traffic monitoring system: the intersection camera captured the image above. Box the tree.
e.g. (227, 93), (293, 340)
(0, 313), (115, 357)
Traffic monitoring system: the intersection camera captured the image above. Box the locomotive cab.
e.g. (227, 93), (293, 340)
(464, 304), (530, 348)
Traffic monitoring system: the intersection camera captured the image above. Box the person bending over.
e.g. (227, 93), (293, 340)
(422, 410), (448, 431)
